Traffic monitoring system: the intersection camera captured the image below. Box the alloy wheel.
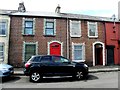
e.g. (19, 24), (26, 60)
(76, 71), (83, 80)
(30, 72), (41, 82)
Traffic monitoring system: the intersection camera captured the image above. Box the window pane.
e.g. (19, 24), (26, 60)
(89, 23), (96, 36)
(26, 45), (36, 53)
(25, 44), (36, 61)
(46, 22), (54, 28)
(0, 22), (6, 35)
(0, 52), (3, 56)
(0, 44), (4, 61)
(74, 45), (83, 60)
(72, 22), (79, 30)
(46, 29), (54, 35)
(74, 45), (82, 50)
(71, 21), (80, 36)
(74, 50), (82, 60)
(45, 19), (55, 36)
(24, 28), (33, 34)
(89, 29), (95, 36)
(25, 54), (33, 61)
(0, 45), (3, 51)
(25, 21), (33, 27)
(24, 20), (33, 35)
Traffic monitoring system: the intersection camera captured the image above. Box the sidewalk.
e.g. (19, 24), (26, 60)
(14, 65), (120, 75)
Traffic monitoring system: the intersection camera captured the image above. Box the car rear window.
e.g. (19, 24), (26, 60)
(28, 56), (41, 62)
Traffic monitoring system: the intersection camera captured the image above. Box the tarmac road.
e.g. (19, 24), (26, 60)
(0, 71), (119, 88)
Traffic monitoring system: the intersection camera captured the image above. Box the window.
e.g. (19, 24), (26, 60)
(23, 18), (35, 35)
(24, 43), (37, 61)
(88, 22), (98, 38)
(53, 56), (69, 63)
(0, 21), (7, 36)
(0, 43), (4, 61)
(72, 43), (85, 62)
(40, 56), (52, 63)
(70, 20), (81, 37)
(44, 19), (56, 36)
(32, 56), (41, 62)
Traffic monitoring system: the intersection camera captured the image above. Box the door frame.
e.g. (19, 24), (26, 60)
(48, 40), (63, 56)
(93, 41), (105, 66)
(106, 45), (115, 65)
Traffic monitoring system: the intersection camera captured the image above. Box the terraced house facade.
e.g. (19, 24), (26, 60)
(5, 3), (107, 67)
(1, 3), (120, 67)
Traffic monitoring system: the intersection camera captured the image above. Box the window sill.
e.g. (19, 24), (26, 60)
(88, 36), (98, 39)
(0, 35), (7, 37)
(43, 35), (56, 37)
(22, 34), (35, 37)
(71, 35), (82, 38)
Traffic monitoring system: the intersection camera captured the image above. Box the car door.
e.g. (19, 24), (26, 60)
(40, 56), (54, 76)
(52, 56), (75, 76)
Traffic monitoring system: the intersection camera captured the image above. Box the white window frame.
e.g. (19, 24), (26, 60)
(23, 42), (38, 62)
(72, 43), (85, 62)
(88, 21), (98, 38)
(0, 43), (4, 61)
(70, 20), (81, 37)
(44, 18), (56, 36)
(0, 19), (8, 36)
(22, 18), (35, 35)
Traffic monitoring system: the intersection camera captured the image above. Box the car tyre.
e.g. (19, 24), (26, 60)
(30, 71), (42, 82)
(73, 71), (84, 80)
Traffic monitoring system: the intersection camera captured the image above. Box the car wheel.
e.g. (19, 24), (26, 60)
(75, 71), (84, 80)
(30, 71), (41, 82)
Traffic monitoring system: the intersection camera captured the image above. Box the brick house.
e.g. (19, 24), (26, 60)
(0, 11), (10, 64)
(6, 7), (107, 67)
(66, 14), (106, 66)
(9, 15), (67, 67)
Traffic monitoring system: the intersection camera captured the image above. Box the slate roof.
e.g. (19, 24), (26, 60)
(0, 9), (119, 22)
(0, 9), (17, 15)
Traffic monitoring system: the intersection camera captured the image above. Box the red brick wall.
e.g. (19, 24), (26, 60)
(105, 22), (120, 65)
(69, 20), (105, 66)
(119, 22), (120, 64)
(9, 16), (105, 67)
(9, 16), (67, 67)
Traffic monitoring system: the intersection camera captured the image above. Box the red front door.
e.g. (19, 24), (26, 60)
(50, 42), (61, 56)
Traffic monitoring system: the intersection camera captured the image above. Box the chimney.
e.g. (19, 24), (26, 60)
(55, 4), (61, 13)
(18, 2), (26, 12)
(118, 1), (120, 21)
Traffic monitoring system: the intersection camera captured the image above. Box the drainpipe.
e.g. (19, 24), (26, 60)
(103, 21), (106, 66)
(118, 1), (120, 21)
(66, 17), (69, 59)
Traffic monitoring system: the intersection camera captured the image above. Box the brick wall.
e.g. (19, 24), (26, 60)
(9, 16), (67, 67)
(9, 16), (105, 67)
(69, 20), (105, 66)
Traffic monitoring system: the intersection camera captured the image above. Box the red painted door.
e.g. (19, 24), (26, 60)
(50, 42), (61, 56)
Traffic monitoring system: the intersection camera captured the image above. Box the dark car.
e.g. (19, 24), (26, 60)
(24, 55), (88, 82)
(0, 63), (14, 77)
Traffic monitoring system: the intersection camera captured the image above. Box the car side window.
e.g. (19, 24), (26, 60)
(53, 56), (69, 63)
(40, 56), (52, 63)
